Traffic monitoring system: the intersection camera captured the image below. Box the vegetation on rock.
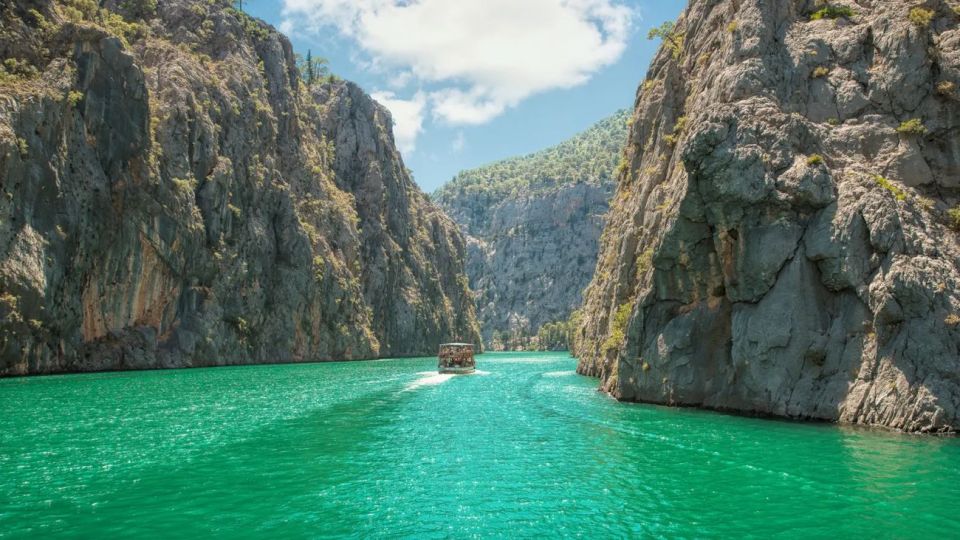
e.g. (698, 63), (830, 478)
(435, 111), (629, 349)
(573, 0), (960, 434)
(648, 21), (684, 59)
(810, 5), (855, 21)
(0, 0), (479, 376)
(873, 175), (908, 201)
(896, 118), (927, 136)
(908, 7), (935, 27)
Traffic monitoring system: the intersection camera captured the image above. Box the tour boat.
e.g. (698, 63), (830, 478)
(438, 343), (476, 374)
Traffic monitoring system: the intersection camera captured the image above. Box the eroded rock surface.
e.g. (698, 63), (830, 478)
(0, 0), (479, 375)
(435, 112), (626, 347)
(574, 0), (960, 433)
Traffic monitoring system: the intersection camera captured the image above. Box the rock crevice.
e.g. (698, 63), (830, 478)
(574, 0), (960, 433)
(0, 0), (480, 375)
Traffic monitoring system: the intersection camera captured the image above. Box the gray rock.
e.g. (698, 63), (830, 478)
(435, 112), (626, 348)
(575, 0), (960, 433)
(0, 0), (479, 376)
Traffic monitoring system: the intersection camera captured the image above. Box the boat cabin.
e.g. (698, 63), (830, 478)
(438, 343), (475, 374)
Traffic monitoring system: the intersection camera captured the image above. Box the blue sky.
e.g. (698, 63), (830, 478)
(246, 0), (686, 192)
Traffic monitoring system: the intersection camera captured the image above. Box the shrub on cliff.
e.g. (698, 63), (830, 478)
(948, 206), (960, 231)
(602, 303), (632, 353)
(908, 7), (935, 27)
(873, 175), (908, 201)
(119, 0), (157, 19)
(897, 118), (927, 136)
(810, 5), (855, 20)
(648, 21), (684, 59)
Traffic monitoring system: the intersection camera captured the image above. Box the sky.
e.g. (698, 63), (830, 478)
(245, 0), (687, 192)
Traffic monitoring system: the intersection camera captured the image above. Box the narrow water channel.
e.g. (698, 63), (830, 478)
(1, 352), (958, 537)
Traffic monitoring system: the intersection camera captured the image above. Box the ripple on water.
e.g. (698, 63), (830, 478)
(542, 370), (576, 377)
(403, 373), (455, 391)
(0, 351), (958, 538)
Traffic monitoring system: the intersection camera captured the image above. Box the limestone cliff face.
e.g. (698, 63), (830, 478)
(316, 81), (482, 357)
(575, 0), (960, 433)
(435, 112), (626, 347)
(0, 0), (479, 375)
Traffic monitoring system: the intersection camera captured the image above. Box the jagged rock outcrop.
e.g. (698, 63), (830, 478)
(0, 0), (479, 375)
(575, 0), (960, 433)
(435, 112), (626, 348)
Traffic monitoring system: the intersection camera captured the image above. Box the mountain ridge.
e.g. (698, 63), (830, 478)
(435, 110), (628, 348)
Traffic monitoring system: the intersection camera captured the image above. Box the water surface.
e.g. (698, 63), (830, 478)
(1, 352), (958, 537)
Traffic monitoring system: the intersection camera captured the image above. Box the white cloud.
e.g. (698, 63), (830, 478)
(386, 70), (413, 90)
(429, 88), (507, 126)
(282, 0), (634, 132)
(370, 91), (427, 154)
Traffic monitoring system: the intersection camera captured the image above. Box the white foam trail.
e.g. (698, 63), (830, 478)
(415, 370), (489, 376)
(404, 373), (455, 391)
(543, 370), (575, 377)
(490, 358), (556, 364)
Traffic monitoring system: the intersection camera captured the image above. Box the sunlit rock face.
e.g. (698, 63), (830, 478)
(435, 112), (627, 348)
(0, 0), (479, 375)
(574, 0), (960, 433)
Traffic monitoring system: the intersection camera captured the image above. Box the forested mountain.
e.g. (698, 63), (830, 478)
(435, 111), (627, 349)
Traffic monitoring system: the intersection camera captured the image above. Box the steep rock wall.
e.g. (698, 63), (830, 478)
(435, 112), (626, 347)
(575, 0), (960, 433)
(0, 0), (479, 375)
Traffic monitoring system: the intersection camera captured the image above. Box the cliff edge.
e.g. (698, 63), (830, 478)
(574, 0), (960, 433)
(0, 0), (480, 375)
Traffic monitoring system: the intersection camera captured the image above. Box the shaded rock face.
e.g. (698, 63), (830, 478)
(575, 0), (960, 433)
(457, 182), (610, 347)
(435, 112), (626, 347)
(0, 0), (479, 375)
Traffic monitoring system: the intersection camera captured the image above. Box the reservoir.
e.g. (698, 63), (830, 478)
(1, 352), (958, 537)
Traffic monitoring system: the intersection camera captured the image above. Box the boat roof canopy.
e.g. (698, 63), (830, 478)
(441, 342), (474, 347)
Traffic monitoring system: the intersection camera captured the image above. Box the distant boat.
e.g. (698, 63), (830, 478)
(438, 343), (475, 374)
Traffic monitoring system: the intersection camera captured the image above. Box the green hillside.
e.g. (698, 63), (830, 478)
(434, 110), (629, 205)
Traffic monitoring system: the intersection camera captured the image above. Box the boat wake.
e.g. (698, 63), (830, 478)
(403, 369), (492, 391)
(542, 370), (576, 377)
(404, 373), (455, 391)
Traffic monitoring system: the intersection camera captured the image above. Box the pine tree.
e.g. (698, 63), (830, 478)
(297, 51), (330, 88)
(306, 50), (314, 85)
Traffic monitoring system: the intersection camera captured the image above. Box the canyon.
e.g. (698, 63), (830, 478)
(434, 111), (626, 349)
(2, 0), (959, 434)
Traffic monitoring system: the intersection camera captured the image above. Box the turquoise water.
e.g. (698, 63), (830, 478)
(1, 351), (958, 538)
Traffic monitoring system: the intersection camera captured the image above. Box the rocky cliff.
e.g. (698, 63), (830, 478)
(574, 0), (960, 433)
(434, 112), (626, 348)
(0, 0), (480, 375)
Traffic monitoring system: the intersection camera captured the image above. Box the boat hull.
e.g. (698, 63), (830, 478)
(438, 366), (476, 375)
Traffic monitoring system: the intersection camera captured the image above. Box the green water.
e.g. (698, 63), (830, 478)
(1, 352), (958, 538)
